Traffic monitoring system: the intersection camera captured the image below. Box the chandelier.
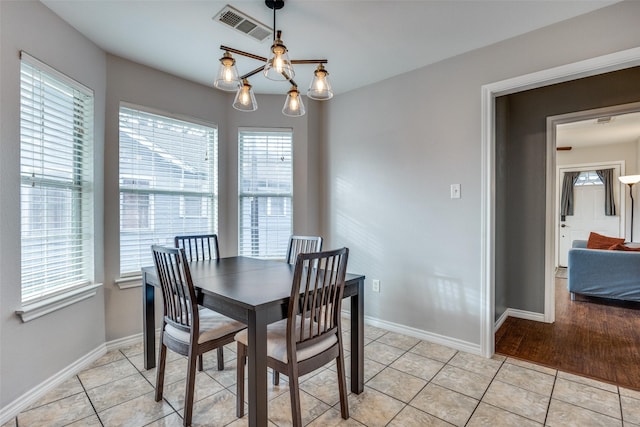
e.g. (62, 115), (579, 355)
(214, 0), (333, 117)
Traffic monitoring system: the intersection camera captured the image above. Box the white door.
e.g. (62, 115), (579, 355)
(558, 169), (622, 267)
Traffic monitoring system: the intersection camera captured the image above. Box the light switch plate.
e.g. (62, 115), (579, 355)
(451, 184), (461, 199)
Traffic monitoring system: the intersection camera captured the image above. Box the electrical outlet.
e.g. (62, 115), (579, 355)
(372, 279), (380, 293)
(450, 184), (461, 199)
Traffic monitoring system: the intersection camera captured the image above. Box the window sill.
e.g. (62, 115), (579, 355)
(16, 283), (103, 323)
(114, 275), (142, 290)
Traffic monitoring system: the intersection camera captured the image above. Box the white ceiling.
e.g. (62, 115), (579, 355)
(41, 0), (618, 95)
(557, 111), (640, 148)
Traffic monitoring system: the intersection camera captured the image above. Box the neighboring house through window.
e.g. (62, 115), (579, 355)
(238, 128), (293, 259)
(19, 52), (95, 303)
(119, 105), (218, 276)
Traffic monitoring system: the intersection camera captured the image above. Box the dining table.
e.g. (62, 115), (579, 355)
(141, 256), (365, 427)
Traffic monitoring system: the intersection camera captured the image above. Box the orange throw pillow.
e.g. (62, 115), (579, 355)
(587, 232), (624, 249)
(608, 243), (640, 252)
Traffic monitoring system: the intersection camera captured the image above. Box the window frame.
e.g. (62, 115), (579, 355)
(238, 127), (293, 259)
(18, 51), (97, 310)
(118, 103), (218, 278)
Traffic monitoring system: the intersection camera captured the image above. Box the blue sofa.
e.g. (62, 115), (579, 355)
(567, 240), (640, 302)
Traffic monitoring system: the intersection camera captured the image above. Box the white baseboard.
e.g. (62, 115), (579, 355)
(0, 330), (158, 425)
(342, 311), (481, 355)
(0, 344), (106, 425)
(494, 308), (545, 333)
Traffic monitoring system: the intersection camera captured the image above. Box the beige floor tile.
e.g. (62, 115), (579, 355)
(347, 387), (405, 427)
(447, 352), (504, 378)
(466, 402), (542, 427)
(618, 387), (640, 400)
(376, 332), (420, 351)
(1, 419), (16, 427)
(342, 331), (372, 353)
(300, 368), (350, 406)
(553, 378), (621, 419)
(161, 371), (225, 412)
(79, 358), (138, 390)
(143, 412), (184, 427)
(334, 354), (386, 383)
(66, 414), (102, 426)
(27, 376), (84, 410)
(620, 387), (640, 400)
(387, 405), (454, 426)
(432, 365), (492, 400)
(364, 325), (388, 340)
(621, 395), (640, 425)
(88, 350), (125, 369)
(306, 407), (365, 426)
(481, 380), (549, 423)
(364, 341), (405, 365)
(505, 357), (557, 376)
(204, 357), (240, 388)
(546, 399), (622, 427)
(120, 341), (145, 358)
(390, 351), (445, 381)
(494, 362), (555, 396)
(142, 358), (189, 387)
(17, 392), (95, 427)
(127, 347), (182, 372)
(366, 367), (427, 403)
(409, 341), (457, 363)
(98, 391), (174, 427)
(558, 371), (619, 393)
(267, 389), (331, 426)
(188, 389), (241, 426)
(410, 383), (478, 427)
(224, 417), (279, 427)
(86, 373), (154, 412)
(239, 373), (291, 403)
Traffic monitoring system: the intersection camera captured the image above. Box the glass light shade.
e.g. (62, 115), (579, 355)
(264, 31), (294, 81)
(619, 175), (640, 185)
(282, 86), (305, 117)
(233, 80), (258, 112)
(307, 64), (333, 100)
(214, 52), (240, 91)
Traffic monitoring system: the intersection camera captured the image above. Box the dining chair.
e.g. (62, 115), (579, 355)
(174, 233), (220, 262)
(151, 245), (245, 427)
(174, 233), (223, 371)
(285, 235), (323, 265)
(235, 247), (350, 427)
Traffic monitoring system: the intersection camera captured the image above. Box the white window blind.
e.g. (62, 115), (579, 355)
(20, 52), (95, 303)
(119, 106), (218, 275)
(238, 129), (293, 258)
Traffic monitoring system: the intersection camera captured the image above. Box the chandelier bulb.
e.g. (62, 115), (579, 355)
(283, 85), (305, 117)
(214, 51), (240, 92)
(307, 64), (334, 100)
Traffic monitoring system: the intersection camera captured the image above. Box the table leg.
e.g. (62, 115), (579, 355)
(143, 271), (156, 370)
(247, 309), (268, 427)
(350, 278), (364, 394)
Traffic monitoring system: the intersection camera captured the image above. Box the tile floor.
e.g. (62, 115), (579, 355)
(5, 322), (640, 427)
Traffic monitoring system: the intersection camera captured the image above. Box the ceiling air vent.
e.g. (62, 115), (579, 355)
(214, 5), (272, 43)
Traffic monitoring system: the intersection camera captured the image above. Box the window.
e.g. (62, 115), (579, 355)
(575, 171), (603, 186)
(238, 129), (293, 258)
(119, 105), (218, 276)
(20, 52), (95, 303)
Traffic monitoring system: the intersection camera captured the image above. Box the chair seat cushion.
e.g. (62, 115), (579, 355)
(234, 315), (338, 363)
(165, 307), (245, 344)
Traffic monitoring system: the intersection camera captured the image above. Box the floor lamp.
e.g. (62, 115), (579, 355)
(618, 175), (640, 242)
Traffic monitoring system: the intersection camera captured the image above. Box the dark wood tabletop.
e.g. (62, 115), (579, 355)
(141, 256), (365, 427)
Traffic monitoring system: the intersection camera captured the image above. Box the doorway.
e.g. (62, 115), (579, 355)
(556, 163), (623, 268)
(481, 48), (640, 358)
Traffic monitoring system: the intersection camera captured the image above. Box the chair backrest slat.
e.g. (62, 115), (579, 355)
(152, 245), (199, 334)
(286, 235), (323, 265)
(174, 234), (220, 262)
(288, 248), (349, 351)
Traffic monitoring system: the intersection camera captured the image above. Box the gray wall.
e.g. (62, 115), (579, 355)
(323, 1), (640, 345)
(0, 1), (106, 407)
(495, 67), (640, 317)
(2, 0), (640, 412)
(103, 56), (323, 341)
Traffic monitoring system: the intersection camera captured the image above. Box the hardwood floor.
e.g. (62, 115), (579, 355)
(495, 277), (640, 391)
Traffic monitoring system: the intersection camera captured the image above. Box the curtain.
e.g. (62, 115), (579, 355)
(596, 168), (616, 216)
(560, 171), (581, 221)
